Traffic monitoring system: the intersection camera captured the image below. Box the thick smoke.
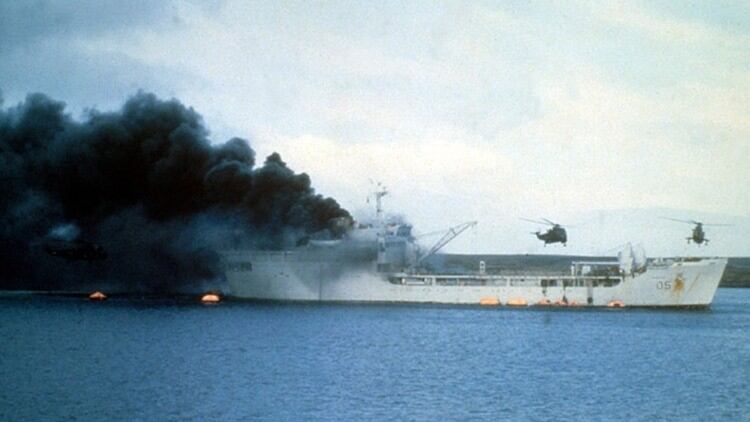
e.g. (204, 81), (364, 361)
(0, 92), (350, 292)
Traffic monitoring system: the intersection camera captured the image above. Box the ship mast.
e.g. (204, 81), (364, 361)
(371, 182), (389, 272)
(374, 184), (388, 227)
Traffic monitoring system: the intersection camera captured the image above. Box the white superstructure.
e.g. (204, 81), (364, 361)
(221, 188), (727, 307)
(221, 249), (726, 307)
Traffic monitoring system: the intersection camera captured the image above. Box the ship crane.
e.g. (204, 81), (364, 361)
(417, 221), (477, 264)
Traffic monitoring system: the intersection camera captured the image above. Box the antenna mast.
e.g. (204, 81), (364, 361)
(374, 184), (388, 226)
(371, 182), (389, 272)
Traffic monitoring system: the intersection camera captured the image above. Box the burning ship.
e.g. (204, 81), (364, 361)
(221, 187), (727, 307)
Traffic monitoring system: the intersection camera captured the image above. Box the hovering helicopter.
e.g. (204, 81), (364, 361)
(521, 218), (568, 246)
(660, 217), (730, 245)
(43, 239), (107, 261)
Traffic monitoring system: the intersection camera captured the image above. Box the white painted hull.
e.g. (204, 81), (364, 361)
(222, 251), (726, 307)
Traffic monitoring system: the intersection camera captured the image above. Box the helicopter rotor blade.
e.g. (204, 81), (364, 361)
(661, 217), (731, 227)
(660, 217), (698, 225)
(520, 217), (551, 226)
(544, 218), (571, 227)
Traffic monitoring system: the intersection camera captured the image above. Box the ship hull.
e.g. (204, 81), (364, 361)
(221, 251), (727, 307)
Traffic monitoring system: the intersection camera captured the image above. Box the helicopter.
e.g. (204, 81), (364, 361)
(660, 217), (730, 245)
(521, 218), (567, 246)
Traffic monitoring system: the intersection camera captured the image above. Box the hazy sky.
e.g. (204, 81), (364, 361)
(2, 0), (749, 256)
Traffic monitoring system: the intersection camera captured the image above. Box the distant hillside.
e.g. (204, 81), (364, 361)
(425, 255), (750, 287)
(721, 258), (750, 287)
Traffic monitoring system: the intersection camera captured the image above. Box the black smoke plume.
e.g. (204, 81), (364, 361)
(0, 92), (350, 292)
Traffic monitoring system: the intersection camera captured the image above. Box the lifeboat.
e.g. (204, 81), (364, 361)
(479, 296), (500, 306)
(201, 293), (221, 303)
(607, 300), (625, 308)
(536, 298), (552, 306)
(88, 291), (107, 301)
(506, 298), (528, 307)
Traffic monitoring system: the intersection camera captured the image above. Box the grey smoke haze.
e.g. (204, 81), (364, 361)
(0, 1), (173, 46)
(0, 92), (350, 292)
(0, 0), (199, 113)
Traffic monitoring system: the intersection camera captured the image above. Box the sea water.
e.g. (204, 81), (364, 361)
(1, 289), (748, 421)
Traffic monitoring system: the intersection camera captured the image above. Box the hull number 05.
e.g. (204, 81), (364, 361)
(657, 280), (672, 290)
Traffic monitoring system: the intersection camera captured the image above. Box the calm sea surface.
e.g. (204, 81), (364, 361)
(1, 289), (749, 421)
